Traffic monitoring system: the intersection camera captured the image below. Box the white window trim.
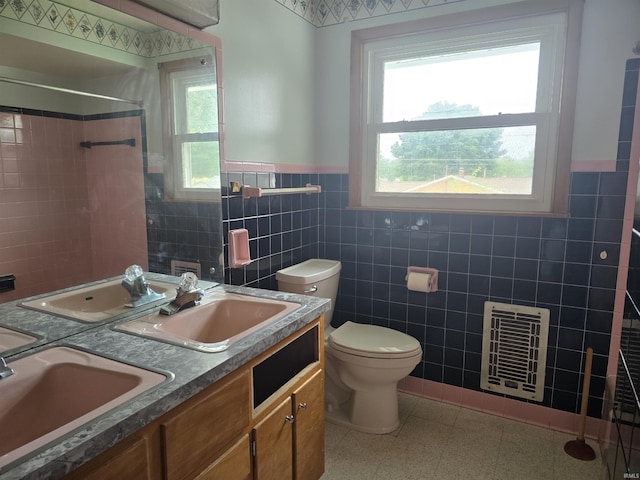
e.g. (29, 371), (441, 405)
(349, 0), (584, 215)
(160, 55), (221, 202)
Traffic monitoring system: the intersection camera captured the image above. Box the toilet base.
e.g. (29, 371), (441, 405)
(325, 391), (400, 435)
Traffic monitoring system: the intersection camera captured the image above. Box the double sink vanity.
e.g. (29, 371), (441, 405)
(0, 273), (330, 480)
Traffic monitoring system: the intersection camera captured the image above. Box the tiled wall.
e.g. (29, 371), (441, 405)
(144, 164), (224, 283)
(0, 102), (226, 302)
(221, 175), (617, 419)
(221, 59), (639, 419)
(0, 108), (93, 301)
(0, 108), (148, 302)
(144, 193), (225, 282)
(321, 171), (621, 418)
(84, 114), (148, 279)
(221, 172), (321, 288)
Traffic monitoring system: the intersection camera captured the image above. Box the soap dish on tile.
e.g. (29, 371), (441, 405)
(228, 229), (252, 268)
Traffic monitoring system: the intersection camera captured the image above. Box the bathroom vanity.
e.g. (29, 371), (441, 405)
(64, 320), (324, 480)
(0, 280), (329, 480)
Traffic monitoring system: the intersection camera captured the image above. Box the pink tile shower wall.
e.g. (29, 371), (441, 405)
(0, 112), (93, 302)
(83, 116), (148, 280)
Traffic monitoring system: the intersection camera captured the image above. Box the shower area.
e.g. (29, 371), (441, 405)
(602, 206), (640, 477)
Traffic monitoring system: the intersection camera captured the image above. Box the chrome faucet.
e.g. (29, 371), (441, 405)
(0, 357), (14, 379)
(121, 265), (166, 307)
(160, 272), (204, 316)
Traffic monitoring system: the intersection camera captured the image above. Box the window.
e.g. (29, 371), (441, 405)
(160, 56), (220, 201)
(349, 0), (583, 214)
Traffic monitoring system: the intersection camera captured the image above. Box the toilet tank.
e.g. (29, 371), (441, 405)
(276, 259), (341, 327)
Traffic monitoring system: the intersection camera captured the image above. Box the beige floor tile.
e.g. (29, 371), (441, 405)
(338, 429), (398, 458)
(493, 462), (553, 480)
(410, 396), (460, 426)
(447, 424), (503, 451)
(321, 448), (381, 480)
(493, 445), (554, 480)
(323, 394), (608, 480)
(372, 443), (442, 480)
(436, 438), (499, 480)
(501, 419), (555, 455)
(435, 458), (496, 480)
(454, 406), (508, 436)
(396, 415), (456, 450)
(325, 421), (350, 453)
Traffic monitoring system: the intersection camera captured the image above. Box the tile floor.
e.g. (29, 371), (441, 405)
(322, 393), (606, 480)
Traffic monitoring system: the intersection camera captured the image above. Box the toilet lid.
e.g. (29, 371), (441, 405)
(328, 321), (422, 359)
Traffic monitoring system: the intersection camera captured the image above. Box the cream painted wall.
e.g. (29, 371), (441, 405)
(313, 0), (640, 168)
(206, 0), (316, 166)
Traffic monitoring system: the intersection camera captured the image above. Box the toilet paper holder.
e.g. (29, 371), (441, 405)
(405, 266), (438, 293)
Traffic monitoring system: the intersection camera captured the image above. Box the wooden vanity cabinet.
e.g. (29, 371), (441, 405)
(292, 370), (325, 480)
(251, 321), (325, 480)
(61, 317), (324, 480)
(194, 434), (252, 480)
(63, 428), (161, 480)
(253, 397), (294, 480)
(162, 370), (251, 480)
(252, 369), (325, 480)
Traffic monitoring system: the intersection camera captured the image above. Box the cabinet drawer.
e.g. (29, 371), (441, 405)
(162, 371), (250, 480)
(195, 434), (252, 480)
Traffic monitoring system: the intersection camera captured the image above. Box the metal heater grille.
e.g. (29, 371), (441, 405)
(481, 301), (549, 401)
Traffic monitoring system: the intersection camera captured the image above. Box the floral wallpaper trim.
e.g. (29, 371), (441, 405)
(275, 0), (469, 27)
(0, 0), (206, 58)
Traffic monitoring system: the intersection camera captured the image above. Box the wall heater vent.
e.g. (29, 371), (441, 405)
(171, 260), (201, 278)
(481, 301), (550, 402)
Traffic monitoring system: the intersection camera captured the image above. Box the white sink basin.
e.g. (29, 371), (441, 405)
(19, 279), (176, 323)
(116, 291), (301, 352)
(0, 346), (166, 469)
(0, 326), (38, 354)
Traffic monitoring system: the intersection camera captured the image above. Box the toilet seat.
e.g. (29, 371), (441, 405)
(328, 321), (422, 359)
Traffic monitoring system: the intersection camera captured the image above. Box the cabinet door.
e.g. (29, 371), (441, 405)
(162, 371), (250, 480)
(292, 370), (325, 480)
(195, 434), (252, 480)
(253, 397), (293, 480)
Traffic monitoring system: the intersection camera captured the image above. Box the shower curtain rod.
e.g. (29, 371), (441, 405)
(0, 76), (144, 107)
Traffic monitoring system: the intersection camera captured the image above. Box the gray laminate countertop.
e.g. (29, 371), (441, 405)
(0, 281), (330, 480)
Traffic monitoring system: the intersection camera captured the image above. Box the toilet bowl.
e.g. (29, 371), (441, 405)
(276, 259), (423, 434)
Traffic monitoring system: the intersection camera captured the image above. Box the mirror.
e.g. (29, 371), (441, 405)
(0, 0), (225, 303)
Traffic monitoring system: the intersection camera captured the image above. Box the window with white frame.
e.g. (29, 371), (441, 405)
(349, 0), (583, 214)
(160, 55), (220, 201)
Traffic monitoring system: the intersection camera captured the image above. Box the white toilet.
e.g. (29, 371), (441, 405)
(276, 259), (423, 434)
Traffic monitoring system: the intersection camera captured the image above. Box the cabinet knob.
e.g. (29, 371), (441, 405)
(298, 402), (307, 410)
(285, 415), (295, 424)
